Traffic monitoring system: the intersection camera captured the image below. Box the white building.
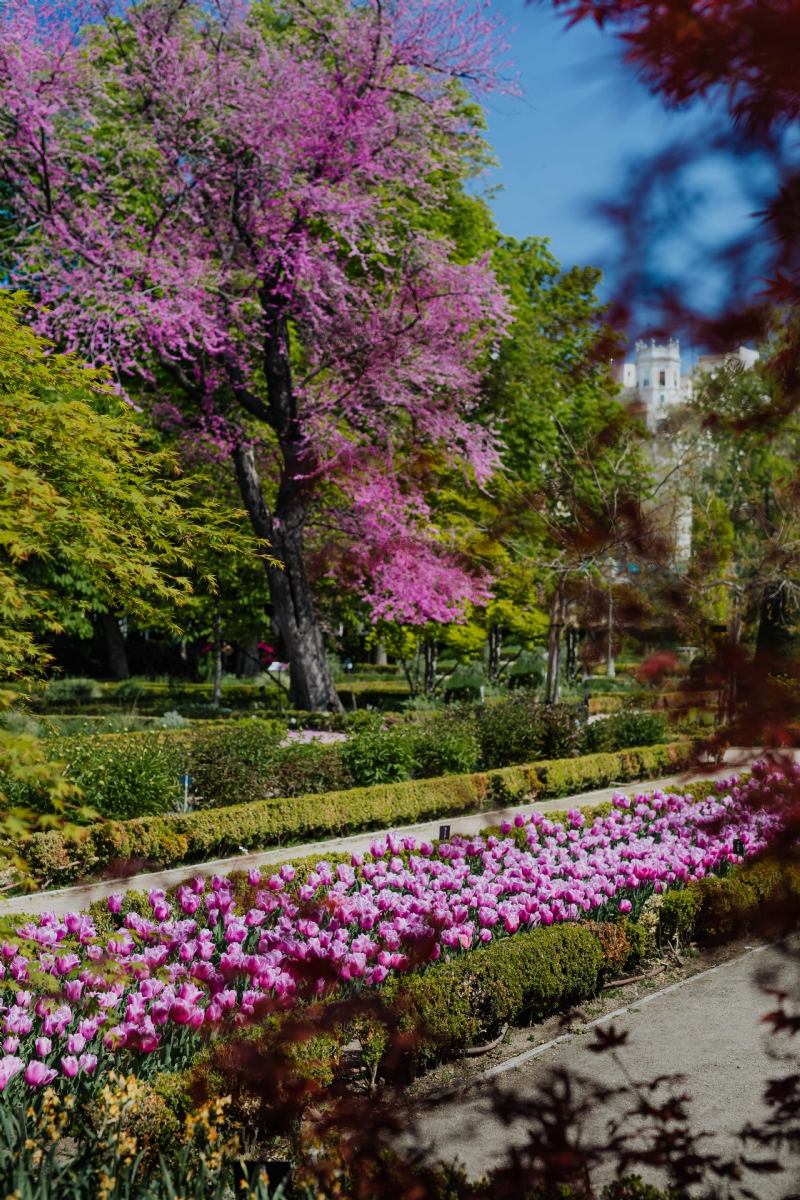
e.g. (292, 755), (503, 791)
(611, 339), (759, 568)
(612, 340), (759, 430)
(612, 339), (694, 431)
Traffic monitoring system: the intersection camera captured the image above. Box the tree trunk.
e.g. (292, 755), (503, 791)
(488, 626), (502, 682)
(565, 623), (578, 681)
(726, 593), (742, 725)
(606, 583), (616, 680)
(212, 600), (223, 707)
(544, 580), (565, 704)
(232, 443), (343, 712)
(373, 642), (387, 667)
(221, 300), (344, 713)
(236, 634), (261, 678)
(755, 580), (795, 668)
(424, 635), (437, 696)
(100, 612), (129, 681)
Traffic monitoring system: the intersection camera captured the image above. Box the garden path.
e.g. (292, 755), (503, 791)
(2, 748), (774, 919)
(413, 937), (800, 1197)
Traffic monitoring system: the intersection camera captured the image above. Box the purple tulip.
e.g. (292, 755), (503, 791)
(78, 1053), (97, 1074)
(61, 1055), (79, 1078)
(35, 1037), (52, 1057)
(619, 899), (632, 913)
(107, 893), (123, 914)
(248, 868), (262, 887)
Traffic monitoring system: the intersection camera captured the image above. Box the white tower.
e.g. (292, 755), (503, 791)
(634, 339), (684, 431)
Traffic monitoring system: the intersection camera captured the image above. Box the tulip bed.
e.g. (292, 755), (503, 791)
(0, 769), (783, 1103)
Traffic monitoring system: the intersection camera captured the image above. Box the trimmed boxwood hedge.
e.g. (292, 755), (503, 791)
(30, 741), (690, 885)
(383, 923), (604, 1066)
(660, 852), (800, 944)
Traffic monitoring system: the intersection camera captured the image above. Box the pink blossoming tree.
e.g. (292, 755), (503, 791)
(0, 0), (511, 709)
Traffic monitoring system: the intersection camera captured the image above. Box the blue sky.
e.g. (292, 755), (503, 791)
(480, 2), (764, 354)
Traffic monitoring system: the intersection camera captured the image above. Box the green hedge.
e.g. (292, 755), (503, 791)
(24, 741), (689, 887)
(661, 853), (800, 944)
(383, 923), (603, 1066)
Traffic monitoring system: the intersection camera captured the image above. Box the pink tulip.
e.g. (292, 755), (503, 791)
(0, 1057), (23, 1090)
(248, 868), (261, 887)
(35, 1037), (52, 1057)
(169, 999), (195, 1025)
(61, 1056), (79, 1078)
(107, 893), (123, 914)
(25, 1060), (58, 1088)
(79, 1053), (98, 1073)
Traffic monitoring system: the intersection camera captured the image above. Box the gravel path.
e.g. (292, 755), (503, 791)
(412, 937), (800, 1197)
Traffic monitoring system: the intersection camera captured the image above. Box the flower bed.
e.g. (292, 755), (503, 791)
(0, 768), (783, 1098)
(28, 741), (691, 889)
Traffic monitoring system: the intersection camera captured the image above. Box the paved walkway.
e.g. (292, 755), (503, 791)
(414, 939), (800, 1197)
(1, 750), (768, 919)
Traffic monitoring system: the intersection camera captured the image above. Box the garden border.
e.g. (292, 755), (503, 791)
(29, 742), (692, 888)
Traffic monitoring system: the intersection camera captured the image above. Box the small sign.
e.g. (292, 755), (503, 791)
(439, 825), (451, 841)
(179, 773), (194, 814)
(733, 837), (744, 856)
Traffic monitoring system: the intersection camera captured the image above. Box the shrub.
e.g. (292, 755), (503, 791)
(474, 695), (579, 769)
(406, 720), (480, 779)
(582, 920), (631, 975)
(185, 720), (286, 807)
(59, 733), (183, 819)
(581, 710), (669, 755)
(384, 923), (602, 1066)
(22, 741), (691, 884)
(693, 856), (800, 941)
(44, 677), (101, 704)
(258, 740), (352, 799)
(659, 887), (701, 946)
(340, 727), (414, 786)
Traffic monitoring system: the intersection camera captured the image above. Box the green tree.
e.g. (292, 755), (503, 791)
(474, 237), (653, 697)
(687, 354), (800, 664)
(0, 292), (258, 873)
